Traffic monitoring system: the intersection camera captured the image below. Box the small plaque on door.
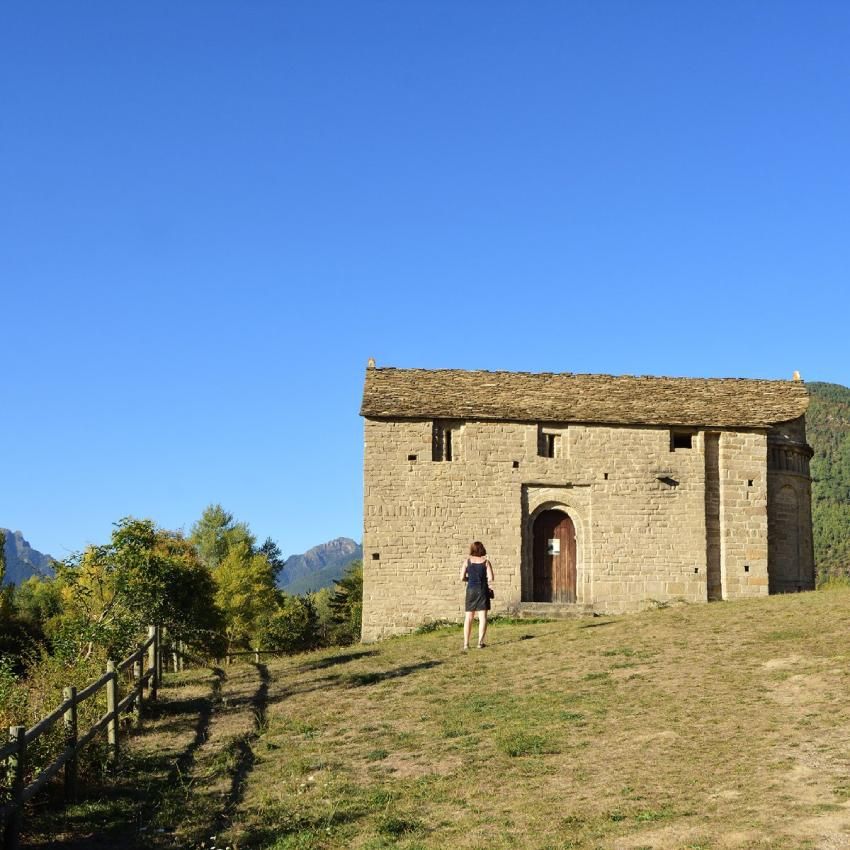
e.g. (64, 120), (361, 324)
(548, 538), (560, 555)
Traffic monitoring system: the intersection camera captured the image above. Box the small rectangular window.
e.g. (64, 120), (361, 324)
(670, 431), (693, 451)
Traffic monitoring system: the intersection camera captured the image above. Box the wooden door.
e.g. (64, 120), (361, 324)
(532, 510), (576, 603)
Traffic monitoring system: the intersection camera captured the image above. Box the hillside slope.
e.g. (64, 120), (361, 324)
(37, 588), (850, 850)
(231, 589), (850, 849)
(807, 381), (850, 578)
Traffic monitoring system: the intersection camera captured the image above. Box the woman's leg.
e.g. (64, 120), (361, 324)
(463, 611), (474, 648)
(477, 610), (488, 647)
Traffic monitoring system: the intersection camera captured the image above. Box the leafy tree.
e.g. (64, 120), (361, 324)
(190, 504), (253, 572)
(213, 536), (278, 652)
(258, 537), (285, 581)
(328, 560), (362, 645)
(53, 517), (225, 662)
(13, 576), (62, 632)
(0, 529), (5, 586)
(190, 506), (286, 652)
(311, 586), (334, 646)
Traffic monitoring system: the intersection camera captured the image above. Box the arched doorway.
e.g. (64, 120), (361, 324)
(532, 509), (577, 602)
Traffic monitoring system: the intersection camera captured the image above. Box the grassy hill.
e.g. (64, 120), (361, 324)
(29, 587), (850, 850)
(807, 382), (850, 579)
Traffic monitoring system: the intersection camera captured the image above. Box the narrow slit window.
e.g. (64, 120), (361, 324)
(538, 427), (562, 458)
(432, 421), (461, 461)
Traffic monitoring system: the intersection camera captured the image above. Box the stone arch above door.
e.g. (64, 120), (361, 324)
(521, 485), (591, 604)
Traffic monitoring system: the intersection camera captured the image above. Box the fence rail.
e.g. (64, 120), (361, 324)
(1, 626), (162, 850)
(1, 633), (292, 849)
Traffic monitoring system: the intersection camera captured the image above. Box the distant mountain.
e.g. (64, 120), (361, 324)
(808, 382), (850, 580)
(1, 529), (55, 585)
(277, 537), (362, 595)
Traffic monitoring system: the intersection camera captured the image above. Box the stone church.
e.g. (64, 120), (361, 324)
(360, 364), (814, 641)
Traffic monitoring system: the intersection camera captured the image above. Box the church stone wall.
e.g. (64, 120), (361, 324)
(362, 417), (772, 641)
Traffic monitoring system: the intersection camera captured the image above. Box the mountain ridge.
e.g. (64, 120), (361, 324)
(277, 536), (362, 595)
(1, 529), (55, 586)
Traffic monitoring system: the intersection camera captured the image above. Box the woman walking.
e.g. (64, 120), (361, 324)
(460, 541), (495, 650)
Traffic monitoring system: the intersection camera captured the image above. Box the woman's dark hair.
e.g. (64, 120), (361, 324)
(469, 541), (487, 557)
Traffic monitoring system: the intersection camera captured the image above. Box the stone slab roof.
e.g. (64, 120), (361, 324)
(360, 367), (810, 428)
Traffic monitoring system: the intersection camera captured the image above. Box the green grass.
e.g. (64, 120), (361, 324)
(228, 590), (850, 849)
(25, 589), (850, 849)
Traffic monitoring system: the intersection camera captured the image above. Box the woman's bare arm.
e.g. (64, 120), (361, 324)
(459, 562), (468, 582)
(486, 560), (495, 583)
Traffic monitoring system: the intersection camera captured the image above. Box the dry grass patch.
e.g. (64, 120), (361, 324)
(225, 590), (850, 850)
(24, 590), (850, 849)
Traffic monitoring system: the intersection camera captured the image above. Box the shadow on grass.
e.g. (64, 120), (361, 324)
(345, 660), (441, 686)
(21, 668), (225, 850)
(495, 629), (565, 646)
(235, 799), (373, 849)
(298, 649), (380, 671)
(225, 662), (270, 814)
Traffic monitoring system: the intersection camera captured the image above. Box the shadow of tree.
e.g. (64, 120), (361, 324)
(235, 799), (372, 849)
(21, 668), (225, 850)
(225, 662), (270, 813)
(345, 660), (442, 687)
(298, 649), (379, 671)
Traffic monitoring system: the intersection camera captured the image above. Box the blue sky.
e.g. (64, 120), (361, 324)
(2, 2), (849, 560)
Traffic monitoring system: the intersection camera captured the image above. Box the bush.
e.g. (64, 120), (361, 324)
(0, 647), (136, 792)
(259, 595), (322, 653)
(328, 561), (362, 646)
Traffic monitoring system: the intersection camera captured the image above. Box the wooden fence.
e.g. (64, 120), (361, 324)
(0, 626), (163, 850)
(0, 634), (293, 849)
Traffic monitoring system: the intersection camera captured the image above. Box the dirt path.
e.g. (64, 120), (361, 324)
(22, 660), (270, 850)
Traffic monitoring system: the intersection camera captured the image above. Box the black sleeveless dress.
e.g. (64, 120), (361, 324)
(464, 560), (491, 612)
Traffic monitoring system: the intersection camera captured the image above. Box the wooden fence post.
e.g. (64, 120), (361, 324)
(133, 654), (143, 722)
(156, 626), (164, 683)
(147, 625), (158, 701)
(106, 660), (118, 766)
(5, 725), (26, 850)
(62, 686), (78, 802)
